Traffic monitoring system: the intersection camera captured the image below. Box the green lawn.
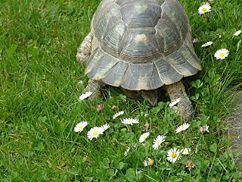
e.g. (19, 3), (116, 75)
(0, 0), (241, 181)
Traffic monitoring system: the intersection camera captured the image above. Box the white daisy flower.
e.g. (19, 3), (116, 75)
(74, 121), (88, 133)
(201, 41), (213, 48)
(87, 127), (103, 140)
(234, 30), (241, 36)
(214, 48), (229, 60)
(139, 132), (150, 143)
(99, 124), (110, 133)
(169, 98), (181, 108)
(152, 135), (166, 150)
(121, 118), (139, 125)
(167, 148), (182, 163)
(112, 111), (124, 119)
(182, 148), (191, 155)
(79, 91), (92, 101)
(198, 3), (211, 14)
(176, 123), (190, 133)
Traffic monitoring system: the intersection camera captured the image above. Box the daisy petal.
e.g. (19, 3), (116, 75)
(112, 111), (124, 119)
(79, 92), (92, 101)
(139, 132), (150, 143)
(121, 118), (139, 125)
(201, 41), (213, 48)
(176, 123), (190, 133)
(234, 30), (241, 37)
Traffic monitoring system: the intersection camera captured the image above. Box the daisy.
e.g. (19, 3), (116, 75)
(199, 124), (209, 133)
(148, 158), (154, 166)
(198, 3), (211, 14)
(87, 127), (103, 140)
(201, 41), (213, 48)
(74, 121), (88, 132)
(176, 123), (190, 133)
(112, 111), (124, 119)
(167, 148), (182, 163)
(169, 98), (181, 108)
(79, 91), (92, 101)
(182, 148), (191, 155)
(121, 118), (139, 125)
(234, 30), (241, 37)
(214, 48), (229, 60)
(144, 158), (154, 167)
(152, 135), (166, 150)
(139, 132), (150, 143)
(99, 123), (110, 133)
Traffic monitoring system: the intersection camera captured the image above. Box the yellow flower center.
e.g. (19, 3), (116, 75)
(148, 159), (154, 166)
(219, 52), (225, 57)
(92, 131), (98, 137)
(202, 7), (207, 12)
(79, 125), (84, 129)
(171, 152), (177, 158)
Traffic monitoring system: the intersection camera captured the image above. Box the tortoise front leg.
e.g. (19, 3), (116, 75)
(83, 79), (104, 100)
(76, 32), (93, 65)
(165, 81), (193, 121)
(77, 32), (103, 100)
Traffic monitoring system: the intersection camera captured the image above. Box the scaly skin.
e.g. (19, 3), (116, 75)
(83, 79), (104, 100)
(165, 81), (193, 121)
(76, 32), (93, 65)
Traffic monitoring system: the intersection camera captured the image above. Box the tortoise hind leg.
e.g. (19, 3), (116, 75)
(76, 32), (93, 65)
(165, 81), (193, 121)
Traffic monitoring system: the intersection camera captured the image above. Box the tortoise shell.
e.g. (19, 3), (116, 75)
(85, 0), (201, 91)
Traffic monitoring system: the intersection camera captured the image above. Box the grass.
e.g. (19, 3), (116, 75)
(0, 0), (241, 181)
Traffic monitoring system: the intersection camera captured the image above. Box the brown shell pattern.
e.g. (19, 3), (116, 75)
(85, 0), (202, 91)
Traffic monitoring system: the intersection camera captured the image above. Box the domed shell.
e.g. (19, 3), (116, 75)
(85, 0), (201, 91)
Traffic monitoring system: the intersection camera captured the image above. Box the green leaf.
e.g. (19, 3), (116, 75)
(125, 168), (136, 182)
(220, 42), (227, 48)
(107, 169), (115, 176)
(209, 143), (218, 153)
(100, 158), (110, 169)
(32, 141), (45, 152)
(236, 40), (241, 52)
(117, 162), (126, 170)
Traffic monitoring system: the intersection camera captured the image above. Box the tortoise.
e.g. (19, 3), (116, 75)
(76, 0), (201, 121)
